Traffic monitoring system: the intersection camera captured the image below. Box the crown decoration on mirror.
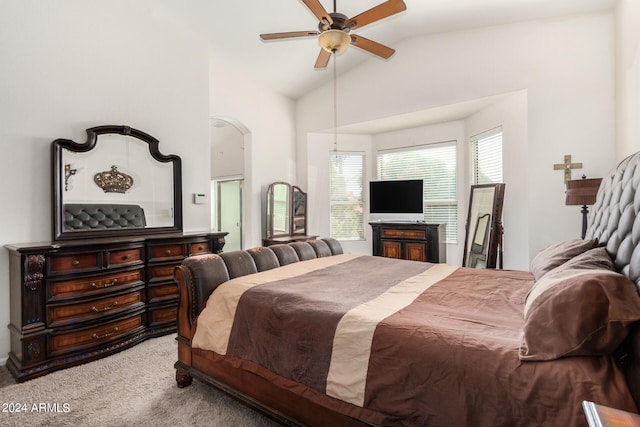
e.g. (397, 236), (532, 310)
(93, 165), (134, 193)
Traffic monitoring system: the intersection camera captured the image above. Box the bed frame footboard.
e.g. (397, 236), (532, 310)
(174, 263), (197, 388)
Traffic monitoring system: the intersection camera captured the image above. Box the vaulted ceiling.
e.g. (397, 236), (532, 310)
(156, 0), (616, 99)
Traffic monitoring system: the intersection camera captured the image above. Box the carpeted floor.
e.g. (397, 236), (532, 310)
(0, 335), (280, 426)
(0, 364), (13, 389)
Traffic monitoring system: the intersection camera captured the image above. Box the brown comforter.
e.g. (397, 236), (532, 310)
(192, 254), (637, 426)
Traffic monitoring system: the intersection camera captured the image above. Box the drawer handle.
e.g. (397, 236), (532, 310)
(90, 279), (118, 289)
(165, 249), (172, 255)
(92, 327), (119, 340)
(91, 301), (119, 313)
(122, 254), (132, 261)
(71, 260), (80, 266)
(197, 246), (203, 251)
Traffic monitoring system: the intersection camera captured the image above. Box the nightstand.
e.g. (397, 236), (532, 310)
(583, 401), (640, 426)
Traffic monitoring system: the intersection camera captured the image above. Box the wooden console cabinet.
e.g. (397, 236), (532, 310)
(5, 231), (226, 382)
(370, 222), (446, 263)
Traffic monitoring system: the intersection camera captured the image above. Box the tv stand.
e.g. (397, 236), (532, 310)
(369, 221), (446, 263)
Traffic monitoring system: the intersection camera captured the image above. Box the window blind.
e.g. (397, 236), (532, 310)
(329, 152), (365, 240)
(471, 127), (503, 185)
(377, 142), (457, 243)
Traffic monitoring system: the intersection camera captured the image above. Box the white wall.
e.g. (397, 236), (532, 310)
(615, 0), (640, 159)
(0, 0), (297, 366)
(297, 12), (615, 267)
(210, 121), (245, 180)
(464, 91), (529, 269)
(209, 60), (296, 248)
(0, 0), (210, 365)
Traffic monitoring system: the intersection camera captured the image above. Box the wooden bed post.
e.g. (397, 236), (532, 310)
(174, 265), (194, 388)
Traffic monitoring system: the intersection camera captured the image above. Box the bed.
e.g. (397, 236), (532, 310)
(174, 151), (640, 427)
(63, 203), (146, 230)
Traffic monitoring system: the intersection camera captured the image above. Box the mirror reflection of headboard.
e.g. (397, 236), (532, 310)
(52, 125), (183, 240)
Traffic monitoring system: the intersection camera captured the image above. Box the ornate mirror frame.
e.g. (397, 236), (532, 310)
(462, 183), (505, 269)
(52, 125), (183, 240)
(265, 182), (308, 240)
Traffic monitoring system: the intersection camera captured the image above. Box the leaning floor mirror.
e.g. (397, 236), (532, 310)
(462, 183), (505, 269)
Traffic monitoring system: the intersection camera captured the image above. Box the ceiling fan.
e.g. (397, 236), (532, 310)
(260, 0), (407, 68)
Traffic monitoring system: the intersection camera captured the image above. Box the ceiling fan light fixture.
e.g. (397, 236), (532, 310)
(318, 29), (350, 54)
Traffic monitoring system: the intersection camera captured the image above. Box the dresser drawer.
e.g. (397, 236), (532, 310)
(108, 248), (143, 268)
(381, 228), (427, 240)
(190, 241), (211, 255)
(49, 269), (144, 301)
(48, 289), (145, 327)
(49, 252), (100, 274)
(48, 312), (145, 357)
(148, 263), (178, 283)
(148, 305), (177, 327)
(148, 244), (186, 261)
(147, 283), (178, 303)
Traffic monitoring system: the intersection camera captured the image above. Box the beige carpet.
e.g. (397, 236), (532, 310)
(0, 335), (280, 426)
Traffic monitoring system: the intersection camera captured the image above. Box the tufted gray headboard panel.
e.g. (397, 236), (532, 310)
(63, 204), (146, 230)
(585, 151), (640, 288)
(585, 150), (640, 411)
(176, 238), (344, 322)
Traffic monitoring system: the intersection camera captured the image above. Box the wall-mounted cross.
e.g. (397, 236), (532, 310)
(554, 154), (583, 183)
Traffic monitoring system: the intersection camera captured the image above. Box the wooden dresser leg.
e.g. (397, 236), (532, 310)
(176, 367), (193, 388)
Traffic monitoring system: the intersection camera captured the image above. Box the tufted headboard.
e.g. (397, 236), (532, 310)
(175, 238), (343, 324)
(585, 151), (640, 288)
(63, 204), (146, 230)
(585, 150), (640, 408)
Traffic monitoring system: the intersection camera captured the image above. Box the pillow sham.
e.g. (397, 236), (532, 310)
(544, 246), (615, 276)
(529, 238), (598, 281)
(520, 268), (640, 361)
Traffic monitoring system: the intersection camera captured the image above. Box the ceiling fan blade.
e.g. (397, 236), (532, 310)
(350, 34), (395, 59)
(260, 30), (320, 40)
(314, 49), (331, 69)
(346, 0), (407, 31)
(302, 0), (333, 26)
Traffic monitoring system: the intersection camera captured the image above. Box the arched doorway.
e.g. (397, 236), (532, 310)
(210, 117), (247, 251)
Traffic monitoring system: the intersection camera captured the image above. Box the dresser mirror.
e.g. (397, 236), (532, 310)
(265, 182), (308, 240)
(292, 185), (307, 235)
(462, 183), (505, 269)
(52, 125), (182, 240)
(266, 182), (291, 237)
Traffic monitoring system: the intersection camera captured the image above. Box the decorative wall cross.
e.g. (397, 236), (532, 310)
(553, 154), (582, 183)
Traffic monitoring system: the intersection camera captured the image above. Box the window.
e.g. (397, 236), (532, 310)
(377, 142), (457, 243)
(471, 127), (503, 184)
(329, 152), (365, 240)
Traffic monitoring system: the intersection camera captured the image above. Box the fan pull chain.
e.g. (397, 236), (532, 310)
(333, 50), (338, 154)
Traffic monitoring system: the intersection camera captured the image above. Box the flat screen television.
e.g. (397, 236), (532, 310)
(369, 179), (424, 222)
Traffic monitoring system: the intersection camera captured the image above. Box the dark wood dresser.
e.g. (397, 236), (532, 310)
(5, 231), (226, 382)
(370, 221), (446, 263)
